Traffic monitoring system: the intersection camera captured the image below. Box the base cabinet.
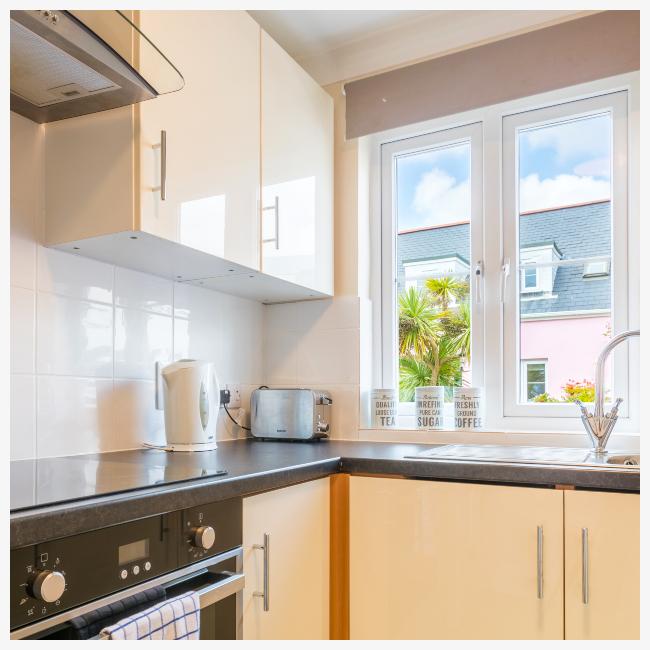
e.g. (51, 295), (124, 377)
(564, 490), (639, 640)
(242, 478), (330, 640)
(349, 477), (564, 640)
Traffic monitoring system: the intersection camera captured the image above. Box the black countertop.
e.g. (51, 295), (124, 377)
(10, 439), (640, 548)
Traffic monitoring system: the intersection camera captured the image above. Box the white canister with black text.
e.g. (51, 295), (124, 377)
(415, 386), (445, 430)
(453, 386), (484, 430)
(371, 388), (398, 429)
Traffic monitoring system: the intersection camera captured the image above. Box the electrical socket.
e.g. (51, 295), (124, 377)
(225, 383), (241, 408)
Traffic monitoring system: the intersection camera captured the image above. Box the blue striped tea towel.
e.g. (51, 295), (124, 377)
(99, 591), (200, 640)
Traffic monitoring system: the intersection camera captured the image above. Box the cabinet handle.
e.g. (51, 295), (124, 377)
(261, 196), (280, 250)
(160, 130), (167, 201)
(253, 532), (270, 612)
(537, 525), (543, 599)
(582, 528), (589, 605)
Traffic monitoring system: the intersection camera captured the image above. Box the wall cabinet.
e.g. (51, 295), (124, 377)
(242, 478), (330, 640)
(261, 31), (334, 295)
(42, 11), (333, 303)
(564, 490), (639, 640)
(349, 477), (564, 640)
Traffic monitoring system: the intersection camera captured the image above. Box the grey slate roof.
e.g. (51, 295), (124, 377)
(397, 201), (611, 316)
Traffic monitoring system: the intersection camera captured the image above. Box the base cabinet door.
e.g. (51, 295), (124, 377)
(349, 477), (564, 640)
(242, 478), (330, 639)
(564, 490), (639, 640)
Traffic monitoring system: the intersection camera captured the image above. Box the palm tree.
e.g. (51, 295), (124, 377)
(397, 276), (470, 402)
(398, 287), (440, 358)
(399, 336), (463, 401)
(425, 276), (468, 311)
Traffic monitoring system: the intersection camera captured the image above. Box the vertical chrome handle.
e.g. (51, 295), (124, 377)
(582, 528), (589, 605)
(474, 260), (483, 305)
(253, 533), (270, 612)
(261, 196), (280, 250)
(537, 525), (543, 599)
(500, 257), (511, 303)
(160, 130), (167, 201)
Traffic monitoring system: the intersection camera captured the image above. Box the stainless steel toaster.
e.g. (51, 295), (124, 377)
(250, 388), (332, 440)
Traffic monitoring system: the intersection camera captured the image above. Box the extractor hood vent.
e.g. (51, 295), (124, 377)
(10, 10), (184, 123)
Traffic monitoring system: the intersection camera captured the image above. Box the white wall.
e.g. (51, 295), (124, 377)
(10, 112), (264, 459)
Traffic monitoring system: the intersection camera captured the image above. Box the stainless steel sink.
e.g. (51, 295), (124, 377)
(406, 444), (640, 470)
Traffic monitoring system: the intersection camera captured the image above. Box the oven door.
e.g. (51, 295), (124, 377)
(11, 548), (244, 640)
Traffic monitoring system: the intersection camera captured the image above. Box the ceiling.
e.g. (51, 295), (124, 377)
(248, 10), (593, 86)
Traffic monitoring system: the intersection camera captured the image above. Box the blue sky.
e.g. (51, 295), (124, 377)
(396, 113), (611, 231)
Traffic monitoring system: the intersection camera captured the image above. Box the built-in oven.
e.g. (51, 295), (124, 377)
(10, 497), (244, 640)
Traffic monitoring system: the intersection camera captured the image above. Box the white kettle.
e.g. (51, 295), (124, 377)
(160, 359), (219, 452)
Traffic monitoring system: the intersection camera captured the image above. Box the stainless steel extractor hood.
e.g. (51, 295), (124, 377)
(10, 10), (184, 123)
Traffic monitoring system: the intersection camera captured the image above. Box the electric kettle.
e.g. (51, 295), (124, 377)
(159, 359), (219, 452)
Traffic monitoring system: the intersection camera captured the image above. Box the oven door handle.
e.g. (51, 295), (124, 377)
(196, 571), (245, 609)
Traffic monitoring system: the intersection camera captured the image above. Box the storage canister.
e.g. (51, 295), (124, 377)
(371, 388), (398, 429)
(415, 386), (445, 430)
(453, 386), (484, 430)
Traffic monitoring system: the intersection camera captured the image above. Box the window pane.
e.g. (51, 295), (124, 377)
(517, 113), (612, 404)
(395, 142), (471, 402)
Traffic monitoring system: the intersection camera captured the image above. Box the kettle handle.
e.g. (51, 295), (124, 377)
(211, 366), (220, 412)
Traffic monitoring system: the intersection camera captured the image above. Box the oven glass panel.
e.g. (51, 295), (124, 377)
(118, 539), (149, 565)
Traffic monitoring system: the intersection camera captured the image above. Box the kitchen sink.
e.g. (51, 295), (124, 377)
(406, 444), (640, 470)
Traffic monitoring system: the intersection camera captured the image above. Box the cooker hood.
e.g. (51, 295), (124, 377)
(10, 10), (184, 123)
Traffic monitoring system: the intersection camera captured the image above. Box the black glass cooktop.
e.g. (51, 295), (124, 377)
(10, 450), (228, 512)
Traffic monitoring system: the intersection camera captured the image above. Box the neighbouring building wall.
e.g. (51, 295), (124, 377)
(10, 112), (264, 460)
(520, 316), (610, 398)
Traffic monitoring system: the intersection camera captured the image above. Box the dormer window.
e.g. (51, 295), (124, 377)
(519, 242), (561, 295)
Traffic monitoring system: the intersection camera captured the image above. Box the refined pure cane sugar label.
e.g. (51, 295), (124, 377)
(415, 386), (445, 430)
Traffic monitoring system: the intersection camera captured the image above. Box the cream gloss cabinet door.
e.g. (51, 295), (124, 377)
(349, 477), (564, 640)
(564, 490), (639, 640)
(138, 11), (261, 268)
(260, 31), (334, 295)
(242, 478), (330, 640)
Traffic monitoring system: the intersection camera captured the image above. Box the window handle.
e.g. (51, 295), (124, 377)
(500, 258), (511, 303)
(474, 260), (483, 305)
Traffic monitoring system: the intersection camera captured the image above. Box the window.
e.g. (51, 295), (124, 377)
(521, 360), (547, 402)
(503, 91), (629, 419)
(375, 75), (638, 432)
(380, 123), (483, 412)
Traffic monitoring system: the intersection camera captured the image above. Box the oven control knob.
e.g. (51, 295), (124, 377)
(191, 525), (215, 550)
(30, 570), (66, 603)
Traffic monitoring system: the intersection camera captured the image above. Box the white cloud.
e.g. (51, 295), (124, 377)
(573, 156), (610, 178)
(522, 116), (610, 164)
(519, 173), (610, 213)
(411, 168), (470, 226)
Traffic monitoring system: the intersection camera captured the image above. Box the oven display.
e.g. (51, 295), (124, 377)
(118, 539), (149, 565)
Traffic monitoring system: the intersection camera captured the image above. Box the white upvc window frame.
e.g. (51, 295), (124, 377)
(380, 122), (484, 413)
(370, 72), (639, 433)
(502, 91), (631, 421)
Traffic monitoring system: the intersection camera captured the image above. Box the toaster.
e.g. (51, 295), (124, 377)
(250, 388), (332, 440)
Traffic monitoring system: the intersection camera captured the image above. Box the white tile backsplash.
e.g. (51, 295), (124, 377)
(263, 298), (361, 438)
(11, 375), (36, 460)
(36, 292), (114, 378)
(10, 286), (35, 374)
(11, 113), (361, 457)
(36, 375), (115, 458)
(11, 112), (267, 459)
(114, 308), (173, 380)
(38, 246), (114, 304)
(115, 267), (173, 315)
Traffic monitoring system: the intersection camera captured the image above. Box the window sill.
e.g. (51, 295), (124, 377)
(357, 427), (640, 451)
